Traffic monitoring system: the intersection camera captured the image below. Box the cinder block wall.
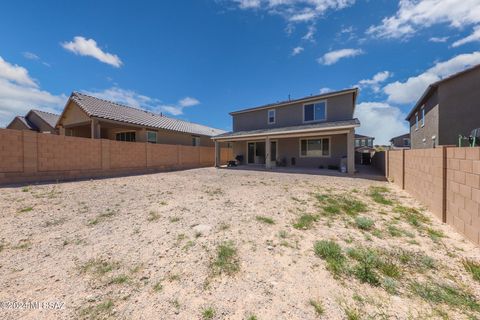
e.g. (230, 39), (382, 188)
(386, 147), (480, 245)
(0, 129), (233, 185)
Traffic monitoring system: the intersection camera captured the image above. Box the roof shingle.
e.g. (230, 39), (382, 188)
(69, 92), (225, 137)
(30, 110), (60, 128)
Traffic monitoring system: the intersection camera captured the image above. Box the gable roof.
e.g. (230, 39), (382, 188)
(61, 92), (225, 137)
(8, 116), (36, 130)
(229, 88), (358, 115)
(27, 109), (60, 129)
(405, 63), (480, 120)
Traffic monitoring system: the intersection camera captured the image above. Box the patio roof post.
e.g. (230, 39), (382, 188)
(265, 136), (271, 169)
(214, 141), (221, 167)
(347, 129), (355, 174)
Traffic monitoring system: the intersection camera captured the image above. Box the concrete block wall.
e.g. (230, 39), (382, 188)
(387, 147), (480, 245)
(446, 148), (480, 244)
(0, 128), (232, 185)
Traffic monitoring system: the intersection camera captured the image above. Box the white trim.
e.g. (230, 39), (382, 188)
(212, 124), (358, 141)
(421, 106), (425, 127)
(303, 100), (327, 123)
(415, 112), (419, 131)
(299, 136), (331, 158)
(267, 109), (276, 125)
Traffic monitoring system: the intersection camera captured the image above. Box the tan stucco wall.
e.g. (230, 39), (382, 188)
(231, 134), (348, 168)
(409, 90), (439, 149)
(233, 92), (355, 132)
(59, 101), (91, 127)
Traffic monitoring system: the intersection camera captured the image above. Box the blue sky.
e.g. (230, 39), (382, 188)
(1, 0), (480, 144)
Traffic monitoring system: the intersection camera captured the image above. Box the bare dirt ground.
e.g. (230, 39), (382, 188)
(1, 167), (479, 320)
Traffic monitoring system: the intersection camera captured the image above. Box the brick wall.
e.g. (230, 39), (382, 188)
(386, 147), (480, 245)
(0, 129), (233, 185)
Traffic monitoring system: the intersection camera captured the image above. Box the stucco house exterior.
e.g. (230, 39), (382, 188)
(56, 92), (225, 146)
(7, 109), (59, 134)
(390, 133), (410, 149)
(212, 88), (359, 173)
(406, 64), (480, 149)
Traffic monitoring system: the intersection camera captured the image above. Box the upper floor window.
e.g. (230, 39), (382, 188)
(355, 139), (360, 147)
(116, 131), (136, 142)
(304, 101), (326, 122)
(147, 131), (157, 144)
(192, 136), (200, 146)
(421, 107), (425, 127)
(267, 109), (276, 124)
(415, 112), (419, 130)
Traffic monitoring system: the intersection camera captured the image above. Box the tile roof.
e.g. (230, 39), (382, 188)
(390, 133), (410, 141)
(69, 92), (226, 137)
(29, 110), (60, 128)
(355, 134), (374, 139)
(213, 118), (360, 140)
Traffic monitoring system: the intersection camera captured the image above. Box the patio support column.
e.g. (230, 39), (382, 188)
(347, 129), (355, 174)
(214, 140), (221, 167)
(91, 119), (101, 139)
(265, 136), (271, 169)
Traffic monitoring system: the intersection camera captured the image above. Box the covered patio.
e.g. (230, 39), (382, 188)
(213, 119), (359, 174)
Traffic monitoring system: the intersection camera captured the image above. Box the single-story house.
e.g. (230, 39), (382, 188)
(7, 109), (59, 134)
(56, 92), (225, 146)
(212, 88), (360, 173)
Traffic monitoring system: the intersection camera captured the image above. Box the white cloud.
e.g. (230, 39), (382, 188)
(85, 87), (200, 116)
(367, 0), (480, 39)
(317, 48), (364, 65)
(356, 71), (392, 92)
(384, 51), (480, 104)
(354, 102), (409, 145)
(429, 36), (449, 43)
(291, 46), (304, 56)
(0, 56), (65, 127)
(22, 52), (40, 60)
(228, 0), (356, 24)
(319, 87), (332, 94)
(0, 56), (38, 87)
(302, 25), (316, 41)
(61, 36), (122, 68)
(452, 26), (480, 47)
(179, 97), (200, 107)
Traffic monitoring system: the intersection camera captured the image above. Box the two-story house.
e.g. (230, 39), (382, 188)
(390, 133), (410, 149)
(212, 88), (360, 173)
(406, 63), (480, 149)
(355, 134), (374, 148)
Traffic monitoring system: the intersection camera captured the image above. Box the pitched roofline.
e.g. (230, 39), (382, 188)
(229, 88), (358, 115)
(6, 116), (33, 130)
(405, 63), (480, 120)
(355, 134), (374, 139)
(27, 109), (59, 129)
(389, 133), (410, 141)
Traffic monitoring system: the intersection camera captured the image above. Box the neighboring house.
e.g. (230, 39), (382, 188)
(354, 134), (375, 165)
(354, 134), (374, 148)
(56, 92), (225, 146)
(7, 109), (60, 134)
(212, 88), (360, 173)
(406, 63), (480, 149)
(390, 133), (411, 149)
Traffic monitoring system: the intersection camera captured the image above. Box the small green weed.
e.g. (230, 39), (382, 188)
(293, 214), (319, 230)
(210, 241), (240, 276)
(256, 216), (275, 224)
(463, 259), (480, 282)
(355, 216), (375, 230)
(309, 299), (325, 316)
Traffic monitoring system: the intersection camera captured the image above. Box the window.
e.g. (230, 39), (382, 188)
(361, 139), (366, 147)
(421, 107), (425, 127)
(415, 112), (419, 130)
(404, 138), (410, 147)
(192, 136), (200, 146)
(147, 131), (157, 144)
(355, 139), (360, 147)
(116, 131), (136, 142)
(300, 137), (330, 157)
(303, 101), (326, 122)
(368, 139), (373, 147)
(267, 109), (276, 124)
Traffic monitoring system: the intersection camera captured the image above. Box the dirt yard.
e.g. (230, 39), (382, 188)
(1, 168), (479, 320)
